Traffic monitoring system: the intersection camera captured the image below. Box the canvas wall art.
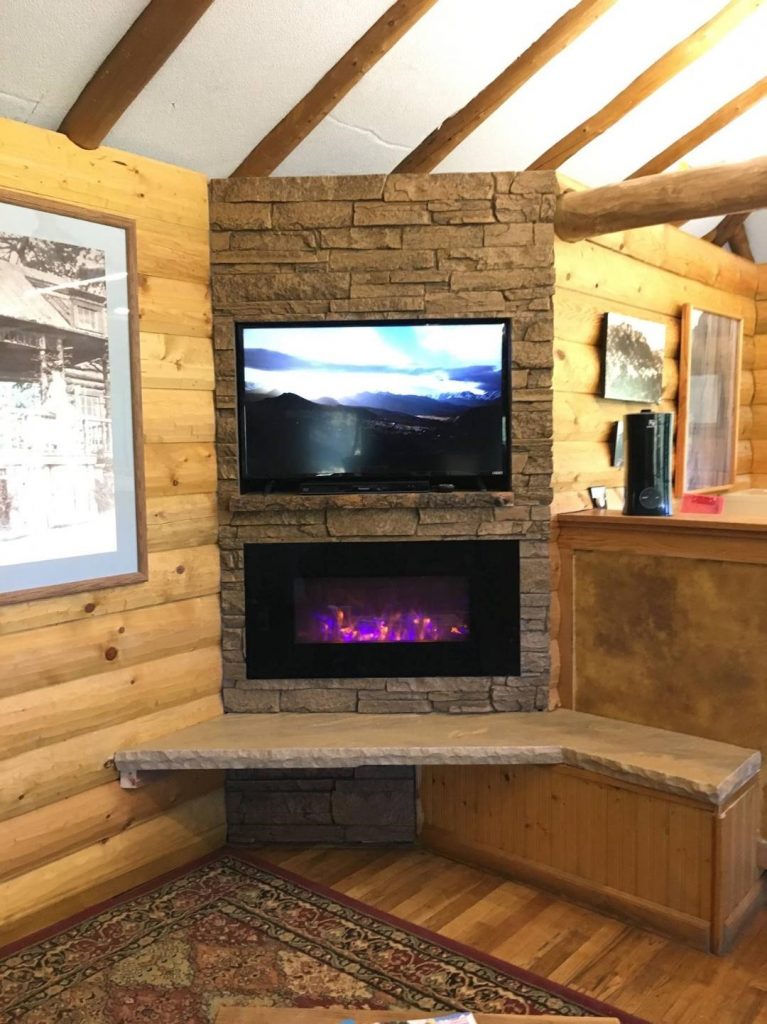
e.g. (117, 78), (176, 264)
(602, 312), (666, 403)
(0, 191), (145, 604)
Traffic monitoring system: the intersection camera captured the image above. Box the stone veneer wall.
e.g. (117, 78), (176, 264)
(227, 766), (416, 844)
(211, 171), (556, 844)
(211, 170), (556, 720)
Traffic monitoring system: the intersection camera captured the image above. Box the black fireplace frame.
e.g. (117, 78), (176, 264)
(244, 540), (520, 679)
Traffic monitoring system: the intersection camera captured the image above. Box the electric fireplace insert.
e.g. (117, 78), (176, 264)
(244, 540), (520, 679)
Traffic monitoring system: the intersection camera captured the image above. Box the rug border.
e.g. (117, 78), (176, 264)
(0, 847), (225, 959)
(230, 849), (651, 1024)
(0, 845), (650, 1024)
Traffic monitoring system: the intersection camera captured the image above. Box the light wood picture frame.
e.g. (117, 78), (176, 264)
(675, 304), (742, 497)
(0, 189), (146, 604)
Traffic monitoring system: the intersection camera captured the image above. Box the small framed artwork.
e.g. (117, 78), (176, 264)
(601, 312), (666, 403)
(675, 304), (742, 497)
(0, 190), (146, 604)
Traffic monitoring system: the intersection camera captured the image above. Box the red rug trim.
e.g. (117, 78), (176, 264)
(0, 847), (225, 959)
(233, 849), (651, 1024)
(0, 845), (650, 1024)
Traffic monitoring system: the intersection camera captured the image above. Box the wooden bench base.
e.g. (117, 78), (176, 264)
(419, 763), (764, 954)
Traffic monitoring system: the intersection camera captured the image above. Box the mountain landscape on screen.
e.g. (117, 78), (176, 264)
(238, 322), (507, 484)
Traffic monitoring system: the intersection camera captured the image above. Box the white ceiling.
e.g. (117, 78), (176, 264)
(0, 0), (765, 259)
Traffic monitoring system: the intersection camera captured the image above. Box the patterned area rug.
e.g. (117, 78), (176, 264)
(0, 852), (647, 1023)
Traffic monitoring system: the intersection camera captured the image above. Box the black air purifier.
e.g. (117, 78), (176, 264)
(623, 410), (673, 516)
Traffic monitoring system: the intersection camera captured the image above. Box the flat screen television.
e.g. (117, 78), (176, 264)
(235, 317), (510, 493)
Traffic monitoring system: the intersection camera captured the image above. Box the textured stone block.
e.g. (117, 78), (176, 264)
(385, 677), (491, 693)
(241, 789), (331, 825)
(330, 296), (425, 313)
(272, 201), (353, 228)
(213, 271), (350, 305)
(384, 174), (495, 201)
(357, 698), (433, 713)
(327, 508), (418, 537)
(211, 175), (386, 203)
(210, 202), (272, 230)
(224, 689), (279, 713)
(431, 700), (494, 714)
(230, 230), (315, 251)
(350, 282), (424, 298)
(512, 341), (554, 369)
(402, 224), (484, 249)
(424, 291), (505, 315)
(280, 690), (357, 712)
(332, 779), (415, 828)
(354, 201), (430, 225)
(328, 249), (435, 271)
(484, 223), (534, 246)
(320, 226), (402, 249)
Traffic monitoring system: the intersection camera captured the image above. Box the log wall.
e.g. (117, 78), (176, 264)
(755, 263), (767, 485)
(0, 117), (224, 946)
(550, 221), (760, 701)
(553, 224), (758, 513)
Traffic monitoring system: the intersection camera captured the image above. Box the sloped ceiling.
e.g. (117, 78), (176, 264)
(0, 0), (765, 259)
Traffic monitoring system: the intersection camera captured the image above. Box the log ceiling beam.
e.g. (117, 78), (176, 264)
(231, 0), (437, 178)
(58, 0), (214, 150)
(628, 76), (767, 178)
(728, 221), (755, 260)
(393, 0), (617, 175)
(528, 0), (764, 171)
(555, 156), (767, 241)
(703, 211), (751, 245)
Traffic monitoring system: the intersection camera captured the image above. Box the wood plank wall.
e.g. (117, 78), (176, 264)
(553, 225), (758, 514)
(0, 118), (224, 946)
(755, 263), (767, 485)
(550, 218), (759, 701)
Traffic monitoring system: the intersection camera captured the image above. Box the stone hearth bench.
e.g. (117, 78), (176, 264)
(114, 709), (762, 954)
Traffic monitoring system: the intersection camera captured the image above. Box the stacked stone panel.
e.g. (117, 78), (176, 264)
(211, 171), (556, 716)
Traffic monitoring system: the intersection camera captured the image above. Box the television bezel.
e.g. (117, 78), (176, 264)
(234, 316), (512, 494)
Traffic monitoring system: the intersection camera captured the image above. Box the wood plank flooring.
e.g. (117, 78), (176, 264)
(255, 844), (767, 1024)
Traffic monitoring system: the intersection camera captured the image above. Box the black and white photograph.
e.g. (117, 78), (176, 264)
(0, 195), (144, 603)
(601, 312), (666, 404)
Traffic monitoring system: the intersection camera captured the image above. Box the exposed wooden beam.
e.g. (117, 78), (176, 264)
(728, 221), (754, 260)
(628, 76), (767, 178)
(555, 156), (767, 241)
(528, 0), (764, 170)
(231, 0), (437, 178)
(393, 0), (617, 175)
(703, 211), (750, 245)
(58, 0), (214, 150)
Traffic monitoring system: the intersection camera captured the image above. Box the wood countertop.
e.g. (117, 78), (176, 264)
(557, 509), (767, 564)
(558, 509), (767, 533)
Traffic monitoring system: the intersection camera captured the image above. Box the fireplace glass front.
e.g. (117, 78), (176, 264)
(244, 540), (519, 679)
(294, 575), (471, 645)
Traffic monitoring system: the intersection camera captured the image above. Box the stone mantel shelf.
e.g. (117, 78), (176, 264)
(229, 491), (515, 512)
(114, 709), (759, 805)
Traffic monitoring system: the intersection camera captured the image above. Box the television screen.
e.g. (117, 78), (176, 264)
(235, 318), (510, 492)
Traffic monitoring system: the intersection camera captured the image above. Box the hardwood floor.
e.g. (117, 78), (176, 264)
(255, 844), (767, 1024)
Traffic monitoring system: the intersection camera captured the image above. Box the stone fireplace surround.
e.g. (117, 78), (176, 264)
(211, 170), (556, 841)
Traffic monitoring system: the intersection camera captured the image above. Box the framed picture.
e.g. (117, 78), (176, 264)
(0, 190), (145, 604)
(675, 304), (742, 497)
(601, 312), (666, 403)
